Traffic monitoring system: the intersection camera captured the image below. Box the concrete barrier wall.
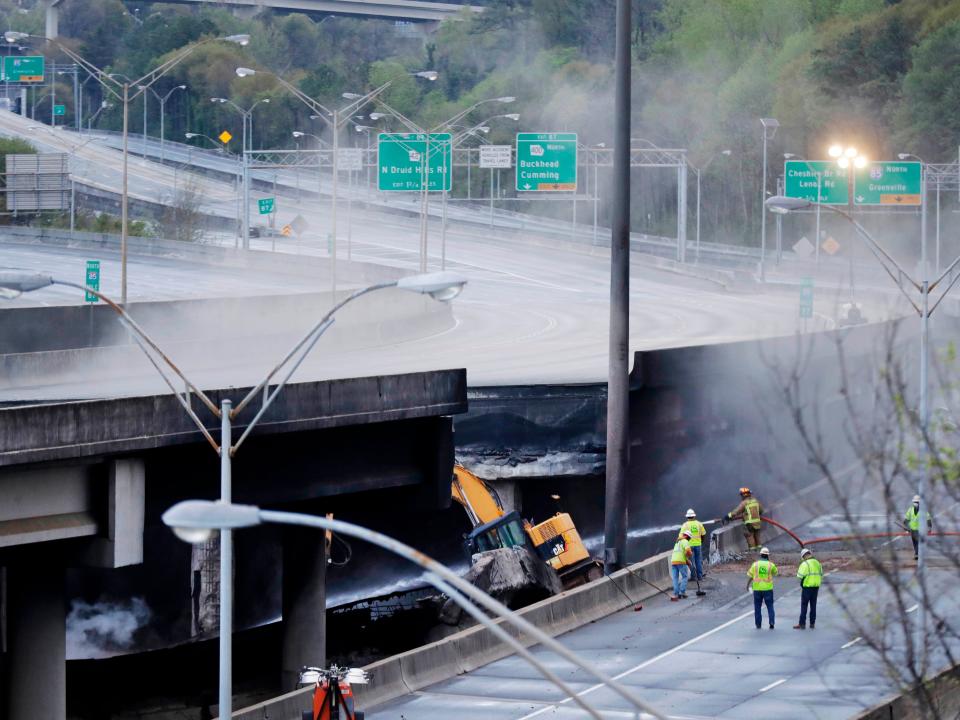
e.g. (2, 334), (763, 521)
(230, 550), (673, 720)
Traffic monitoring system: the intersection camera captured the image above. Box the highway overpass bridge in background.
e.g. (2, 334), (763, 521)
(42, 0), (483, 37)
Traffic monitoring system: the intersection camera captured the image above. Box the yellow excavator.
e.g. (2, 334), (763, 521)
(451, 464), (602, 588)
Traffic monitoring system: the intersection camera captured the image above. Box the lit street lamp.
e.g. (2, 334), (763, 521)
(767, 193), (960, 673)
(0, 268), (467, 719)
(161, 499), (665, 720)
(3, 31), (251, 304)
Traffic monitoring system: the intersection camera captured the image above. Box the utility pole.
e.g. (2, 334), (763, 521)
(604, 0), (631, 574)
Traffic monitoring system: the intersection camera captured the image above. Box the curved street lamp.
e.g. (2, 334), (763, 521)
(235, 66), (437, 281)
(0, 269), (467, 718)
(4, 31), (250, 304)
(162, 500), (666, 720)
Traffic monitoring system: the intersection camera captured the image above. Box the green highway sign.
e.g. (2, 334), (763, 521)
(854, 161), (922, 206)
(377, 133), (451, 192)
(258, 197), (275, 215)
(85, 260), (100, 303)
(516, 132), (577, 191)
(53, 104), (65, 116)
(783, 161), (848, 205)
(3, 56), (44, 83)
(799, 276), (814, 319)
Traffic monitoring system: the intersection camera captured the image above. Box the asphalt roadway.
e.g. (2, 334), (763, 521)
(365, 554), (956, 720)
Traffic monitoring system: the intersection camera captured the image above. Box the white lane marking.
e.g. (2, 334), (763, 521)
(907, 604), (919, 614)
(515, 608), (756, 720)
(759, 678), (787, 693)
(841, 637), (862, 649)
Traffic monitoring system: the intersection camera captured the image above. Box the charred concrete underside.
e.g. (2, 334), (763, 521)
(0, 370), (467, 720)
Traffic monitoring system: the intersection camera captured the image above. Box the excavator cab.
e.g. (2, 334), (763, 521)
(464, 510), (531, 556)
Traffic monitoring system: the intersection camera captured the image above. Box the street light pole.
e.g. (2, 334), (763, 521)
(759, 118), (779, 282)
(766, 194), (960, 677)
(605, 0), (631, 573)
(161, 500), (666, 720)
(4, 32), (251, 305)
(0, 269), (468, 720)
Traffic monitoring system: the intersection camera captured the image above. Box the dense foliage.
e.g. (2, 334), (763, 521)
(3, 0), (958, 242)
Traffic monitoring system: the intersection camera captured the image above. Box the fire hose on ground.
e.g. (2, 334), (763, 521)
(759, 516), (960, 548)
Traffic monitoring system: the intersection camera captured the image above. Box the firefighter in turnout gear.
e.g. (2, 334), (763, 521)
(725, 487), (764, 550)
(747, 547), (778, 629)
(794, 547), (822, 629)
(681, 509), (707, 581)
(904, 495), (932, 561)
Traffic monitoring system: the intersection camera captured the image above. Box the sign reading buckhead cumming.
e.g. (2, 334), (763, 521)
(515, 133), (577, 192)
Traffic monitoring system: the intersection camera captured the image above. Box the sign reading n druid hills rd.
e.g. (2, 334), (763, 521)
(854, 161), (922, 206)
(377, 133), (451, 192)
(516, 132), (577, 191)
(783, 161), (848, 205)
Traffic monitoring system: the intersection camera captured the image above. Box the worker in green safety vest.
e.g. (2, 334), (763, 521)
(670, 530), (693, 601)
(723, 487), (764, 551)
(903, 495), (932, 561)
(793, 548), (822, 629)
(747, 547), (778, 629)
(681, 508), (707, 581)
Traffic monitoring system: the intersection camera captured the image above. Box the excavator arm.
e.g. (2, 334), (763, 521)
(452, 464), (506, 527)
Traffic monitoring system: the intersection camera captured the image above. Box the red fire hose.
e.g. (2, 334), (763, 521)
(759, 516), (960, 548)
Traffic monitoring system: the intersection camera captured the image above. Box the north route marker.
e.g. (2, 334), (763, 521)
(854, 161), (922, 205)
(516, 132), (577, 191)
(85, 260), (100, 303)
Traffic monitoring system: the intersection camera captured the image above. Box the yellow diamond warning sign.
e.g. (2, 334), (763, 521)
(218, 130), (233, 144)
(821, 237), (840, 256)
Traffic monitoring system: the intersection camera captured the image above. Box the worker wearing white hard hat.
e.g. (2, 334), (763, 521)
(794, 548), (822, 629)
(680, 508), (707, 581)
(903, 495), (932, 561)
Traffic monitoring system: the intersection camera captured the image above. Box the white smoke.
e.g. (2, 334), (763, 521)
(66, 597), (152, 660)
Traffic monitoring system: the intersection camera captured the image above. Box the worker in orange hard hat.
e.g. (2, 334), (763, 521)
(722, 487), (764, 551)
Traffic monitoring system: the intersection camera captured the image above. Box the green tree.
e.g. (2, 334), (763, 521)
(896, 18), (960, 158)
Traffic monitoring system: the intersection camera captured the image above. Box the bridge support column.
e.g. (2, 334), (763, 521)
(281, 526), (328, 690)
(6, 565), (66, 720)
(41, 0), (61, 39)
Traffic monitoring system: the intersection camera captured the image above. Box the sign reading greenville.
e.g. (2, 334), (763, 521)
(377, 133), (451, 192)
(516, 132), (577, 191)
(783, 161), (849, 205)
(854, 161), (922, 205)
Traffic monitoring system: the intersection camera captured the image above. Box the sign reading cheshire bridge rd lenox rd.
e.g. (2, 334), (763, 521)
(377, 133), (451, 192)
(854, 161), (922, 205)
(783, 161), (849, 205)
(516, 133), (577, 191)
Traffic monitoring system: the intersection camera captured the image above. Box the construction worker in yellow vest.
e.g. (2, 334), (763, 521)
(794, 548), (822, 629)
(747, 547), (778, 629)
(681, 509), (707, 581)
(724, 487), (764, 551)
(903, 495), (932, 561)
(670, 530), (693, 601)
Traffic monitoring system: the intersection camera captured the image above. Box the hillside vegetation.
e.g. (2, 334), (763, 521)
(2, 0), (956, 241)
